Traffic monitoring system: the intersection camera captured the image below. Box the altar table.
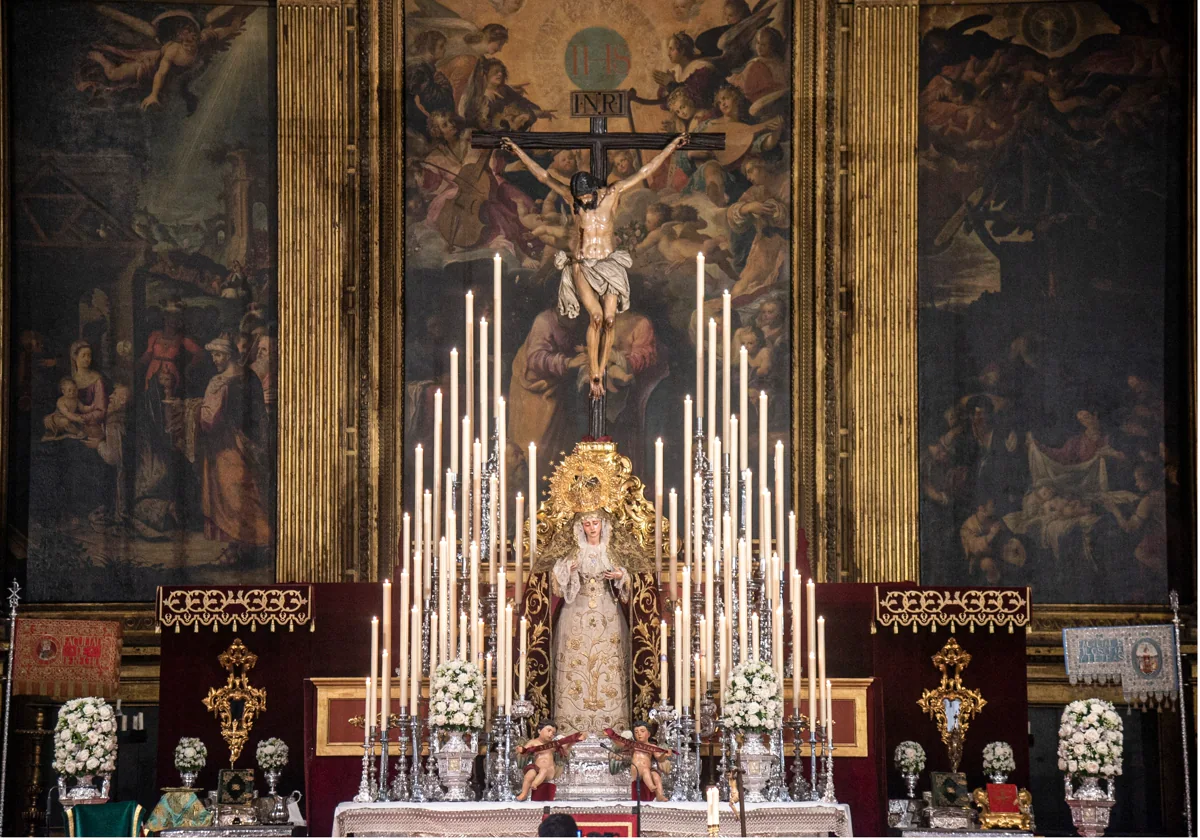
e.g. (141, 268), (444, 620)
(331, 800), (853, 837)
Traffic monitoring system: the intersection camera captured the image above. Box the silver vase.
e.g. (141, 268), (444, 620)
(435, 730), (476, 801)
(58, 774), (111, 807)
(179, 769), (199, 789)
(1065, 775), (1115, 837)
(264, 768), (290, 824)
(988, 771), (1009, 784)
(904, 772), (918, 799)
(737, 731), (773, 803)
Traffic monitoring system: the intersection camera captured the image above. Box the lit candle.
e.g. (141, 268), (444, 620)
(744, 468), (753, 562)
(699, 614), (708, 690)
(519, 614), (528, 698)
(448, 539), (458, 659)
(515, 492), (525, 605)
(461, 416), (471, 548)
(668, 489), (678, 599)
(498, 397), (507, 583)
(694, 652), (702, 724)
(504, 602), (514, 712)
(762, 488), (772, 599)
(751, 612), (760, 661)
(695, 253), (704, 418)
(655, 438), (663, 583)
(410, 605), (421, 715)
(739, 346), (749, 467)
(528, 442), (537, 575)
(414, 444), (424, 580)
(497, 567), (507, 694)
(758, 391), (768, 508)
(364, 677), (372, 733)
(484, 652), (493, 720)
(676, 604), (686, 715)
(683, 395), (693, 582)
(450, 348), (459, 498)
(729, 414), (739, 553)
(789, 512), (797, 582)
(826, 679), (833, 739)
(402, 513), (411, 598)
(465, 291), (474, 467)
(682, 564), (691, 712)
(399, 570), (410, 709)
(423, 491), (433, 590)
(807, 580), (817, 725)
(775, 441), (784, 560)
(477, 617), (485, 670)
(738, 539), (748, 660)
(659, 619), (669, 702)
(381, 579), (392, 660)
(470, 542), (480, 660)
(707, 318), (717, 434)
(791, 574), (801, 714)
(380, 648), (391, 731)
(706, 785), (720, 828)
(722, 290), (731, 445)
(479, 316), (489, 462)
(459, 613), (468, 661)
(369, 616), (379, 728)
(722, 513), (732, 666)
(817, 615), (827, 728)
(434, 389), (443, 548)
(493, 253), (502, 407)
(711, 436), (722, 577)
(430, 610), (439, 674)
(704, 543), (714, 682)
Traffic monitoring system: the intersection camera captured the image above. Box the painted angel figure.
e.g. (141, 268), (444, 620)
(81, 5), (254, 112)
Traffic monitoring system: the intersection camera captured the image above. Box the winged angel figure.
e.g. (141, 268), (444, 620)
(80, 5), (255, 113)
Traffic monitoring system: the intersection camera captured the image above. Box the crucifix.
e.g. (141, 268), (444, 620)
(471, 90), (725, 435)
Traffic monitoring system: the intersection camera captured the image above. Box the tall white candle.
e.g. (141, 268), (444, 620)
(699, 614), (708, 687)
(402, 513), (411, 599)
(380, 648), (391, 730)
(423, 491), (433, 592)
(751, 612), (759, 661)
(430, 610), (439, 673)
(399, 570), (411, 709)
(528, 442), (537, 574)
(683, 395), (693, 582)
(738, 539), (748, 661)
(462, 416), (471, 548)
(817, 616), (827, 727)
(465, 291), (474, 467)
(654, 438), (663, 583)
(450, 348), (459, 496)
(447, 536), (457, 659)
(695, 253), (704, 418)
(459, 613), (468, 661)
(707, 318), (717, 434)
(381, 578), (392, 662)
(434, 390), (443, 548)
(808, 650), (817, 730)
(692, 473), (702, 599)
(722, 513), (732, 661)
(410, 605), (421, 714)
(470, 542), (480, 660)
(773, 601), (784, 686)
(826, 679), (833, 737)
(497, 566), (507, 701)
(504, 602), (514, 712)
(711, 435), (722, 571)
(762, 488), (772, 599)
(445, 487), (455, 605)
(364, 677), (372, 732)
(722, 290), (731, 446)
(414, 445), (424, 581)
(488, 474), (498, 585)
(659, 620), (669, 702)
(519, 615), (528, 698)
(493, 253), (502, 407)
(729, 414), (739, 549)
(759, 391), (768, 507)
(704, 544), (714, 682)
(682, 564), (691, 711)
(484, 652), (493, 720)
(674, 606), (683, 714)
(775, 441), (785, 560)
(473, 439), (482, 565)
(498, 398), (507, 583)
(437, 539), (448, 662)
(668, 489), (678, 598)
(694, 653), (702, 724)
(718, 610), (728, 696)
(791, 574), (801, 713)
(514, 493), (525, 605)
(479, 317), (489, 459)
(739, 346), (749, 468)
(744, 468), (753, 558)
(369, 616), (379, 727)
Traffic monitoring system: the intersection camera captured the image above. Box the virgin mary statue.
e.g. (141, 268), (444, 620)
(552, 510), (630, 735)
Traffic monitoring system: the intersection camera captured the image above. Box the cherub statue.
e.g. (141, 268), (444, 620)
(516, 720), (584, 801)
(500, 133), (689, 399)
(606, 724), (674, 801)
(82, 6), (255, 112)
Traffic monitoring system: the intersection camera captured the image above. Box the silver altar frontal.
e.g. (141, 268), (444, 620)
(551, 735), (631, 800)
(332, 800), (853, 837)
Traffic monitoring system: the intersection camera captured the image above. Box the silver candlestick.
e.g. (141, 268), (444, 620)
(390, 713), (411, 800)
(766, 724), (791, 801)
(787, 715), (811, 800)
(422, 728), (443, 800)
(497, 713), (517, 801)
(409, 716), (428, 802)
(1171, 590), (1192, 836)
(0, 580), (19, 833)
(820, 726), (837, 803)
(353, 727), (374, 802)
(375, 720), (393, 801)
(808, 724), (820, 800)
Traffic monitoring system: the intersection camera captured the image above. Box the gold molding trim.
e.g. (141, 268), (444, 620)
(874, 586), (1031, 634)
(276, 1), (358, 582)
(841, 0), (920, 583)
(155, 586), (314, 633)
(785, 676), (873, 758)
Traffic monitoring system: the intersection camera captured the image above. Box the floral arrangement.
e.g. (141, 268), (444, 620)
(1057, 698), (1123, 778)
(893, 740), (926, 775)
(256, 738), (289, 770)
(720, 659), (782, 732)
(430, 659), (486, 730)
(52, 697), (118, 779)
(982, 741), (1016, 777)
(174, 738), (207, 773)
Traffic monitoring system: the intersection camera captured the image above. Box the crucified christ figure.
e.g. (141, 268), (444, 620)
(500, 133), (688, 399)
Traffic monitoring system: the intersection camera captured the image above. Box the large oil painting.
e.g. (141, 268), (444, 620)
(5, 1), (277, 601)
(402, 0), (793, 505)
(917, 1), (1187, 603)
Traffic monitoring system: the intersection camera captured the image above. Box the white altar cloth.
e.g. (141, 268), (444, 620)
(332, 799), (853, 837)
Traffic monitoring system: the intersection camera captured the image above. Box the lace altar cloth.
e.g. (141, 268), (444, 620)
(332, 800), (852, 837)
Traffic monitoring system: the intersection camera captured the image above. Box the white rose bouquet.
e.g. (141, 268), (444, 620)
(174, 737), (207, 773)
(52, 697), (118, 779)
(720, 659), (782, 732)
(982, 741), (1016, 777)
(429, 659), (486, 731)
(893, 740), (926, 775)
(256, 738), (289, 770)
(1057, 698), (1123, 779)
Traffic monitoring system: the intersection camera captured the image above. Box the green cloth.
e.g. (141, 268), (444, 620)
(66, 801), (144, 837)
(144, 790), (214, 833)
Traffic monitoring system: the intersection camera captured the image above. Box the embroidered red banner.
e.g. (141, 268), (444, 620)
(13, 618), (123, 699)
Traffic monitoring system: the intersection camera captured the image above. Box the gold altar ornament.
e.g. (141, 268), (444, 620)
(917, 638), (986, 773)
(972, 786), (1033, 831)
(873, 587), (1031, 635)
(202, 639), (268, 767)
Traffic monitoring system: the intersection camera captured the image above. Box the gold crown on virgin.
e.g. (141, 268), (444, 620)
(547, 442), (625, 516)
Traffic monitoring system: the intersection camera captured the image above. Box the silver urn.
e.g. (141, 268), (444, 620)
(435, 729), (476, 801)
(737, 731), (773, 803)
(1065, 775), (1115, 837)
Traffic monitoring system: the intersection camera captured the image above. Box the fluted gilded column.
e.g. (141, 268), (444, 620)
(843, 0), (920, 583)
(277, 1), (357, 581)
